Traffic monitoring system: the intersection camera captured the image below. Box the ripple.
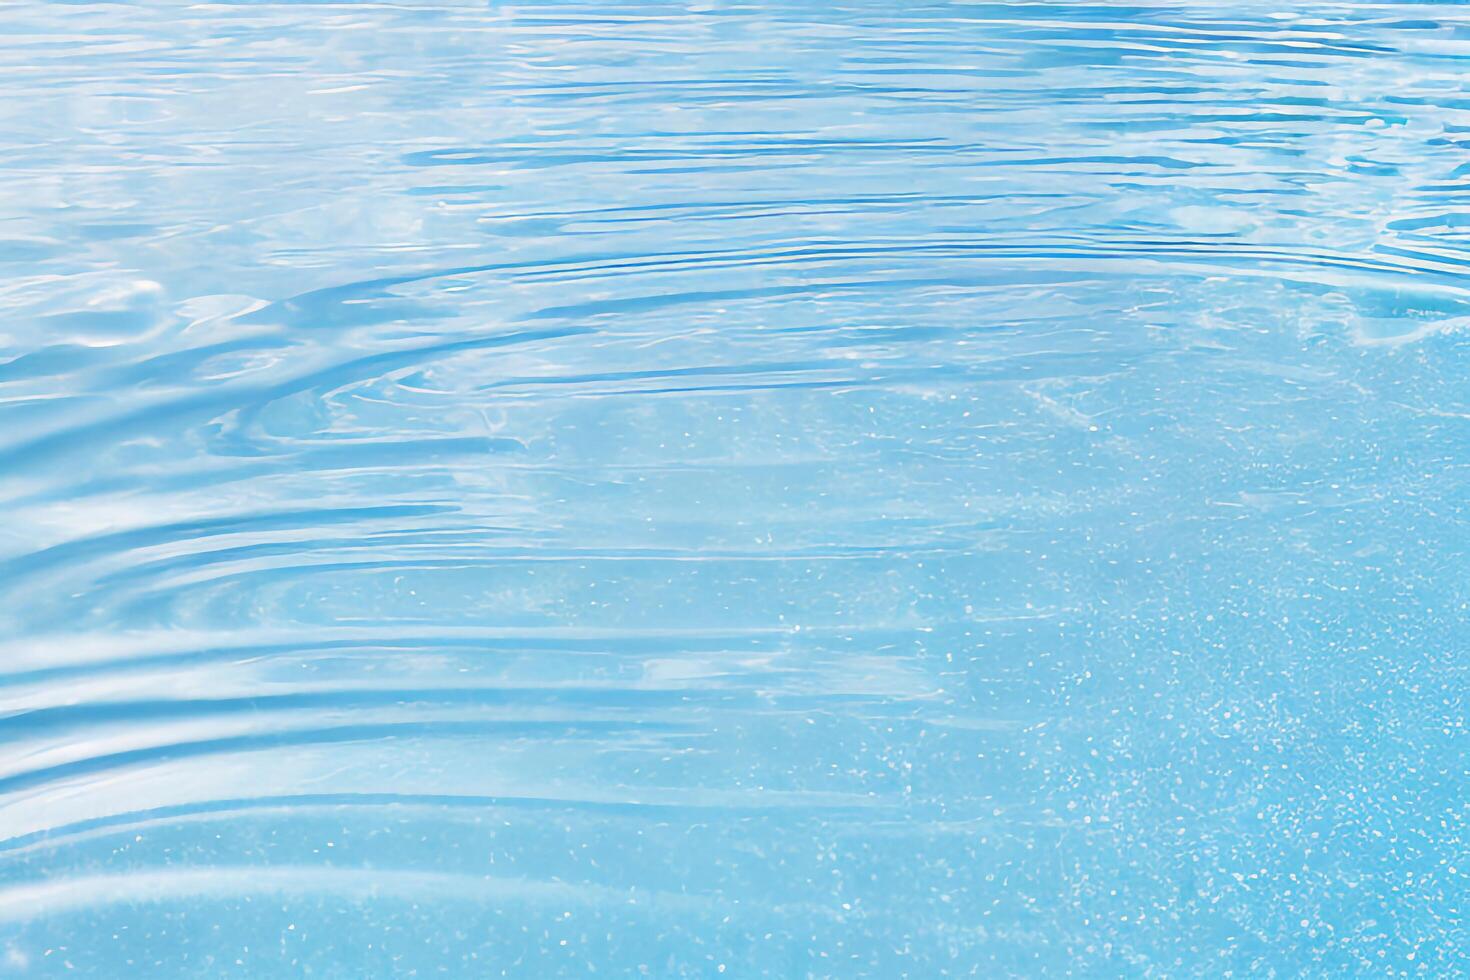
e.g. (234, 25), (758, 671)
(0, 866), (717, 922)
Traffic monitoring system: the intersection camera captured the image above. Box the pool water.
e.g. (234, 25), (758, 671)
(1, 1), (1466, 975)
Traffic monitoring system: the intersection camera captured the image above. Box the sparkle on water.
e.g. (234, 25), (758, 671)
(0, 1), (1467, 975)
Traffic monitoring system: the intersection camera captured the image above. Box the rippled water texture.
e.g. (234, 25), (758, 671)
(2, 1), (1468, 975)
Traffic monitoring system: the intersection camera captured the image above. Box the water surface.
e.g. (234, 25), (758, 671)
(1, 1), (1467, 975)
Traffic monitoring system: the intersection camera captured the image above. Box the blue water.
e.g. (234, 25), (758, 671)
(1, 1), (1467, 975)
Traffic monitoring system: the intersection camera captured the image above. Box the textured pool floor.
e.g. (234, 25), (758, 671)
(0, 1), (1467, 975)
